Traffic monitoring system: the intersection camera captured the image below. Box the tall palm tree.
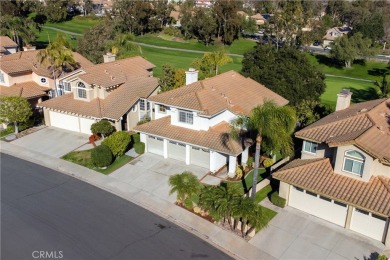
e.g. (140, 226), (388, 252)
(169, 171), (203, 204)
(37, 33), (79, 97)
(232, 100), (296, 199)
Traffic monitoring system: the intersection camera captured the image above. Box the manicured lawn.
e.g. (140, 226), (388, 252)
(134, 34), (257, 55)
(125, 46), (242, 77)
(45, 16), (101, 34)
(226, 168), (268, 194)
(62, 149), (133, 175)
(255, 185), (273, 204)
(259, 205), (277, 231)
(36, 27), (79, 49)
(321, 77), (379, 108)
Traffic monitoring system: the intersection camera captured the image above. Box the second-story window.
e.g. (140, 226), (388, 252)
(140, 99), (150, 111)
(77, 82), (86, 99)
(179, 110), (193, 124)
(159, 105), (167, 113)
(303, 140), (318, 154)
(343, 150), (365, 176)
(63, 81), (71, 92)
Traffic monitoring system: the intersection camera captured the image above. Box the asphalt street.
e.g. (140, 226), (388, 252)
(1, 153), (231, 260)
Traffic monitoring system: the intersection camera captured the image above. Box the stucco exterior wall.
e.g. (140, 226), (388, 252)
(210, 151), (228, 172)
(8, 73), (32, 85)
(334, 144), (374, 182)
(279, 181), (290, 201)
(371, 160), (390, 178)
(127, 103), (139, 130)
(301, 141), (333, 160)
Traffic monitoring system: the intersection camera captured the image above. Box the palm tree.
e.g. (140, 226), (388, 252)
(169, 171), (203, 204)
(232, 197), (256, 238)
(37, 33), (79, 97)
(231, 100), (296, 199)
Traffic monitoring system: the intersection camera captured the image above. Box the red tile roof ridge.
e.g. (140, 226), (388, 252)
(277, 158), (329, 172)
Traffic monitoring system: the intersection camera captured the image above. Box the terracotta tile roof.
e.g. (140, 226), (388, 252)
(0, 36), (18, 50)
(39, 77), (159, 120)
(0, 81), (49, 99)
(273, 158), (390, 217)
(77, 56), (156, 88)
(296, 98), (390, 164)
(251, 13), (265, 20)
(134, 116), (243, 155)
(0, 50), (93, 77)
(170, 10), (180, 21)
(149, 71), (288, 116)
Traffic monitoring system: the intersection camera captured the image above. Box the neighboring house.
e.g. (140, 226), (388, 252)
(273, 90), (390, 246)
(323, 27), (351, 46)
(38, 54), (159, 134)
(251, 13), (266, 26)
(134, 69), (288, 175)
(169, 5), (181, 27)
(0, 50), (93, 107)
(0, 36), (18, 55)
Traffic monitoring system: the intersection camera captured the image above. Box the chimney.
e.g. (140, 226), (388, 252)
(103, 52), (116, 63)
(336, 89), (352, 111)
(185, 68), (198, 85)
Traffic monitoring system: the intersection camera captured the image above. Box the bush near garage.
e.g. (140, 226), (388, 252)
(90, 119), (115, 138)
(134, 142), (145, 154)
(102, 131), (131, 157)
(270, 191), (286, 208)
(91, 145), (113, 167)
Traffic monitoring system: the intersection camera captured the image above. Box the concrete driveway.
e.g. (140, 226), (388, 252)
(110, 153), (209, 203)
(250, 206), (386, 260)
(11, 127), (89, 158)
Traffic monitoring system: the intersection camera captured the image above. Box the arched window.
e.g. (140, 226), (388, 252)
(343, 150), (365, 176)
(77, 82), (86, 99)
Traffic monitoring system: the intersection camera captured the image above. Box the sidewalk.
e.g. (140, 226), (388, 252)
(0, 141), (275, 260)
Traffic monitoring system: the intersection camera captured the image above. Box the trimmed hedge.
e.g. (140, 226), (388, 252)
(91, 145), (113, 167)
(91, 119), (115, 137)
(102, 131), (131, 157)
(134, 142), (145, 154)
(131, 133), (140, 144)
(270, 191), (286, 208)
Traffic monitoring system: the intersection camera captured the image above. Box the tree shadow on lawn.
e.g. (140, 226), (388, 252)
(368, 67), (390, 77)
(350, 87), (379, 103)
(315, 54), (344, 69)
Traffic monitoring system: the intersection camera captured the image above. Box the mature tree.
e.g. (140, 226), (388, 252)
(179, 1), (195, 39)
(112, 0), (152, 35)
(213, 0), (242, 45)
(44, 0), (72, 23)
(191, 48), (232, 78)
(173, 69), (185, 89)
(354, 13), (385, 42)
(231, 101), (296, 199)
(375, 71), (389, 98)
(109, 33), (140, 59)
(159, 64), (176, 92)
(330, 32), (373, 68)
(0, 96), (32, 134)
(37, 33), (79, 96)
(326, 0), (348, 26)
(192, 8), (217, 46)
(296, 100), (332, 128)
(242, 45), (326, 106)
(169, 171), (203, 206)
(77, 20), (116, 63)
(240, 17), (258, 35)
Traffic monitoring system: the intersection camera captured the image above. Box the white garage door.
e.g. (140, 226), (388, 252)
(289, 186), (348, 226)
(49, 111), (80, 132)
(147, 136), (164, 156)
(79, 118), (95, 134)
(350, 208), (387, 242)
(190, 146), (210, 168)
(167, 141), (186, 161)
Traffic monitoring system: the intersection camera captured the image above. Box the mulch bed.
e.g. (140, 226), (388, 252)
(175, 202), (214, 223)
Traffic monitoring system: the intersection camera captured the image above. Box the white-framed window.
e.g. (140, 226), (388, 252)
(0, 72), (4, 83)
(159, 105), (167, 113)
(343, 150), (365, 176)
(40, 78), (47, 84)
(77, 82), (86, 99)
(303, 140), (318, 154)
(63, 81), (71, 92)
(179, 110), (193, 124)
(139, 99), (149, 111)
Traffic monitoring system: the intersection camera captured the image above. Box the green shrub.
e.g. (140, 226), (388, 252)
(134, 142), (145, 154)
(131, 133), (140, 143)
(102, 131), (131, 157)
(378, 255), (388, 260)
(163, 26), (181, 37)
(19, 117), (34, 132)
(263, 158), (274, 168)
(137, 116), (151, 126)
(91, 145), (113, 167)
(247, 156), (254, 166)
(0, 125), (15, 137)
(91, 119), (115, 137)
(270, 191), (286, 208)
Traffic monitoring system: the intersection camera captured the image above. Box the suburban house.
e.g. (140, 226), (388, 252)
(273, 91), (390, 246)
(0, 36), (18, 55)
(169, 5), (181, 27)
(323, 27), (351, 47)
(0, 49), (93, 108)
(134, 69), (288, 175)
(38, 54), (159, 134)
(251, 13), (266, 26)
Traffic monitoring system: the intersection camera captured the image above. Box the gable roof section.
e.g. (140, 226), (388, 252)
(39, 77), (159, 120)
(149, 71), (288, 116)
(273, 158), (390, 217)
(296, 98), (390, 164)
(134, 116), (243, 156)
(77, 56), (156, 88)
(0, 50), (93, 77)
(0, 36), (18, 52)
(0, 81), (49, 99)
